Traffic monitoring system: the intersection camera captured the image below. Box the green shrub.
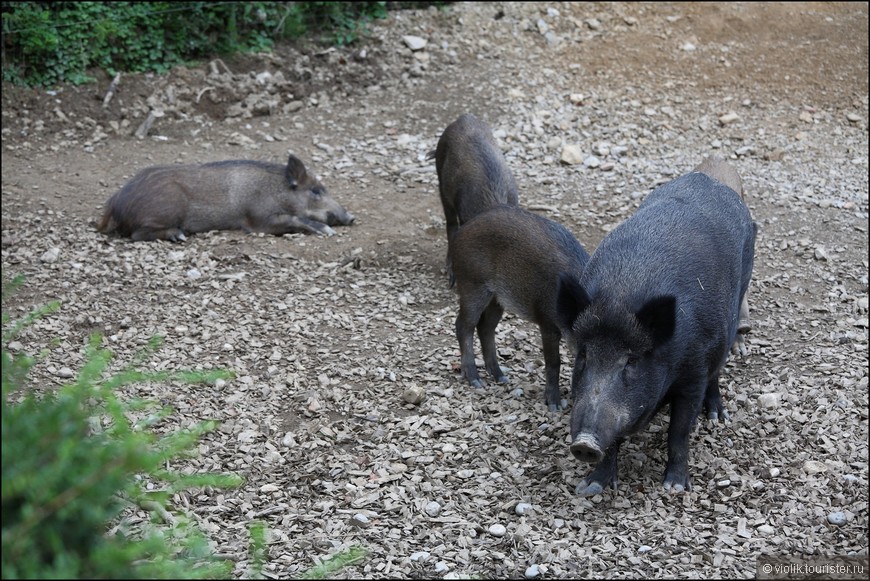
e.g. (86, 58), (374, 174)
(0, 1), (402, 87)
(1, 275), (242, 579)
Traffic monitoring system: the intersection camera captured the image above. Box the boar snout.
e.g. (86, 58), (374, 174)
(571, 433), (604, 463)
(332, 210), (355, 226)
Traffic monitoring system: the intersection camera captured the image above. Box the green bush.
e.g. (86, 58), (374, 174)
(0, 1), (399, 87)
(1, 275), (242, 579)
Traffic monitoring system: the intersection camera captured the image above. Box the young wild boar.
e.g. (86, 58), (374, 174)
(450, 205), (590, 411)
(97, 154), (354, 241)
(693, 155), (753, 355)
(556, 164), (757, 495)
(433, 113), (519, 282)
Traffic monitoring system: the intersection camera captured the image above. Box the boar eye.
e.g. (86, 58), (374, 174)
(625, 353), (639, 367)
(311, 186), (324, 198)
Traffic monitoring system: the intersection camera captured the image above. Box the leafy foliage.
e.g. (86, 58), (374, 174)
(0, 1), (401, 87)
(1, 274), (241, 579)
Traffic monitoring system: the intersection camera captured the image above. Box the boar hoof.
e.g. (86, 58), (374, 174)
(663, 474), (692, 494)
(707, 408), (731, 422)
(575, 480), (604, 497)
(319, 225), (336, 237)
(495, 374), (509, 384)
(469, 378), (485, 389)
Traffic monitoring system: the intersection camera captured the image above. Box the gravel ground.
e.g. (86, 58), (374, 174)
(1, 2), (868, 578)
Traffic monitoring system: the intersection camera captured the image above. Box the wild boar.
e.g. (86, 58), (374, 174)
(97, 154), (354, 241)
(556, 165), (757, 495)
(693, 155), (753, 354)
(450, 205), (590, 411)
(433, 113), (519, 282)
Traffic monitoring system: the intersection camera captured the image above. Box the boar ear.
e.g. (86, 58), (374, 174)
(285, 154), (307, 189)
(635, 295), (676, 347)
(556, 273), (591, 332)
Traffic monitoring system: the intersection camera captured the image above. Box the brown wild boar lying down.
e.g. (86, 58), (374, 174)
(97, 154), (355, 241)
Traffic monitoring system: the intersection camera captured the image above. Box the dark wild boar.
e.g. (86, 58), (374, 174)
(433, 113), (519, 281)
(451, 205), (590, 411)
(97, 154), (354, 241)
(693, 155), (753, 355)
(556, 164), (757, 495)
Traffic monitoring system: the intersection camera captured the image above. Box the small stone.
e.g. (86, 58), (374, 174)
(717, 479), (731, 488)
(560, 144), (584, 165)
(259, 483), (280, 493)
(525, 564), (541, 579)
(488, 523), (507, 537)
(827, 511), (847, 526)
(515, 502), (533, 516)
(350, 513), (370, 528)
(569, 93), (585, 105)
(425, 501), (441, 517)
(803, 460), (828, 475)
(410, 551), (430, 562)
(57, 367), (75, 379)
(40, 247), (60, 263)
(186, 268), (202, 279)
(402, 385), (426, 405)
(757, 524), (775, 535)
(283, 100), (304, 114)
(768, 467), (781, 478)
(846, 112), (862, 123)
(638, 545), (653, 553)
(799, 111), (814, 123)
(718, 112), (740, 125)
(434, 561), (449, 573)
(757, 393), (780, 409)
(585, 18), (601, 30)
(583, 155), (600, 168)
(681, 42), (696, 51)
(402, 35), (427, 51)
(536, 19), (549, 35)
(814, 246), (828, 261)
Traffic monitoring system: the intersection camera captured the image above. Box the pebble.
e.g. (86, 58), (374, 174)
(410, 551), (430, 562)
(525, 564), (541, 579)
(402, 35), (427, 51)
(57, 367), (74, 379)
(638, 545), (652, 553)
(681, 42), (696, 51)
(757, 393), (780, 409)
(186, 268), (202, 279)
(402, 385), (426, 405)
(846, 112), (862, 123)
(757, 524), (775, 535)
(717, 479), (731, 488)
(583, 155), (600, 168)
(515, 502), (533, 516)
(827, 511), (847, 526)
(718, 112), (740, 125)
(803, 460), (828, 475)
(434, 561), (449, 573)
(425, 501), (441, 517)
(814, 246), (829, 261)
(40, 247), (60, 263)
(560, 144), (584, 165)
(488, 523), (507, 537)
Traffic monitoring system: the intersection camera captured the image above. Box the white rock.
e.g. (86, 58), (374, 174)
(515, 502), (533, 516)
(410, 551), (430, 562)
(525, 564), (541, 579)
(719, 112), (740, 125)
(585, 18), (601, 30)
(57, 367), (74, 378)
(827, 511), (847, 526)
(814, 246), (829, 261)
(402, 385), (426, 405)
(757, 524), (775, 535)
(255, 71), (273, 85)
(717, 479), (731, 488)
(402, 35), (427, 51)
(260, 483), (280, 493)
(186, 268), (202, 279)
(560, 144), (584, 165)
(434, 561), (449, 573)
(803, 460), (828, 474)
(425, 501), (441, 517)
(638, 545), (653, 553)
(488, 523), (507, 537)
(583, 155), (601, 168)
(40, 248), (60, 263)
(846, 112), (861, 122)
(757, 393), (780, 409)
(536, 19), (549, 35)
(681, 42), (696, 51)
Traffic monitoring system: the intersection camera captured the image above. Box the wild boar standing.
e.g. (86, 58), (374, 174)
(557, 160), (757, 496)
(433, 113), (519, 282)
(450, 205), (590, 411)
(97, 154), (354, 241)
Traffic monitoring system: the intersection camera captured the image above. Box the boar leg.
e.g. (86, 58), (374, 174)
(575, 442), (621, 497)
(456, 285), (494, 389)
(131, 226), (187, 242)
(540, 324), (563, 412)
(477, 300), (508, 384)
(703, 372), (730, 421)
(662, 391), (703, 493)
